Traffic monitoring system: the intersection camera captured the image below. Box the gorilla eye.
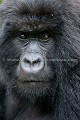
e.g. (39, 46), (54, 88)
(18, 32), (28, 40)
(40, 34), (50, 41)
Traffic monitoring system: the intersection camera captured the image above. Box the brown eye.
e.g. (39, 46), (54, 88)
(18, 32), (28, 40)
(40, 34), (50, 41)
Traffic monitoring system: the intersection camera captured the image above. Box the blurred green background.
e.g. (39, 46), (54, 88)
(0, 0), (2, 3)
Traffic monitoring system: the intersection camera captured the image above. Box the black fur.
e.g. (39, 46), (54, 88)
(0, 0), (80, 120)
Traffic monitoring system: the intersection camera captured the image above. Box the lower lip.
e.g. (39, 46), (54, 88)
(17, 81), (49, 87)
(18, 81), (48, 84)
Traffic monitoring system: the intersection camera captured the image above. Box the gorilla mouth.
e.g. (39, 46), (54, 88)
(17, 76), (49, 83)
(20, 81), (48, 83)
(17, 80), (49, 87)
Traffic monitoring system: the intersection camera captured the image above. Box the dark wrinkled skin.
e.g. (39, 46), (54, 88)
(0, 0), (80, 120)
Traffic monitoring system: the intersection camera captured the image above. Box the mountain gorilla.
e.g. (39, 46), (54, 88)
(0, 0), (80, 120)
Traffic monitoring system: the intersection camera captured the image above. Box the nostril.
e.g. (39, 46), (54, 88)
(32, 58), (41, 65)
(24, 58), (31, 64)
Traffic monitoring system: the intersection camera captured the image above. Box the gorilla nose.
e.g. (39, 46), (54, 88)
(20, 53), (45, 73)
(24, 58), (41, 66)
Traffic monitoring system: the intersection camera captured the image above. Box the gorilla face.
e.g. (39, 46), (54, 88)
(0, 7), (59, 102)
(0, 0), (79, 105)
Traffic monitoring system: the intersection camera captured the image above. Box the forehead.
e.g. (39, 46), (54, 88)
(2, 0), (63, 31)
(5, 14), (56, 32)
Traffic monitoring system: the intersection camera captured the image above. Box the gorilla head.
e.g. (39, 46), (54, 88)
(0, 0), (80, 120)
(0, 0), (62, 103)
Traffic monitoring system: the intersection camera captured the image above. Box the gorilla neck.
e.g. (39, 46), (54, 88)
(5, 91), (53, 119)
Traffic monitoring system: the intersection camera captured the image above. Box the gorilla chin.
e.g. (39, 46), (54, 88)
(14, 80), (51, 104)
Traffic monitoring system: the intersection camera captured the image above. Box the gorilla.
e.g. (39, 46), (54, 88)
(0, 0), (80, 120)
